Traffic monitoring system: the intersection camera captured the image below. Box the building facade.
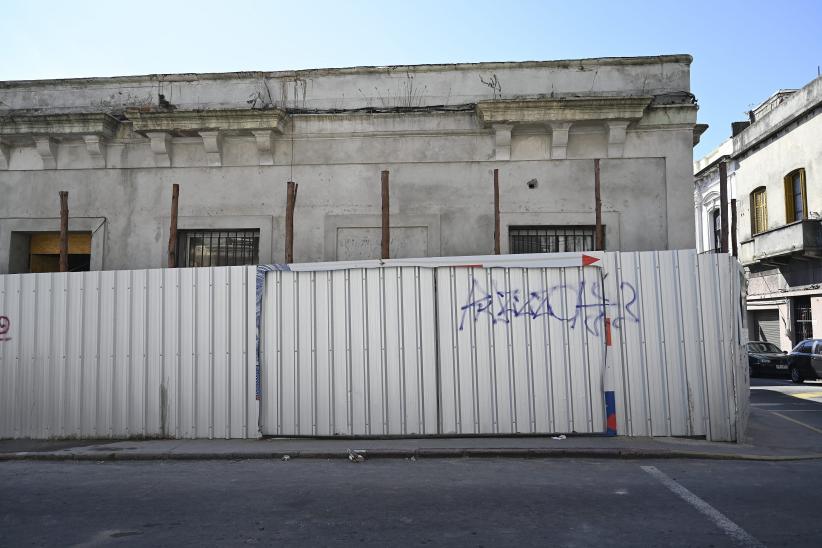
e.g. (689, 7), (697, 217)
(0, 55), (699, 274)
(694, 77), (822, 349)
(693, 138), (734, 254)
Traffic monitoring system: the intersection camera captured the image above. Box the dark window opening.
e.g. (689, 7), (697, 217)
(711, 209), (721, 253)
(509, 226), (597, 254)
(177, 229), (260, 267)
(13, 232), (93, 273)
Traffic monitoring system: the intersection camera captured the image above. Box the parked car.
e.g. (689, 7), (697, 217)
(787, 339), (822, 384)
(746, 341), (789, 378)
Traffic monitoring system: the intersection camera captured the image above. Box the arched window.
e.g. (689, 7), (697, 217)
(784, 168), (807, 223)
(751, 187), (768, 234)
(711, 208), (721, 252)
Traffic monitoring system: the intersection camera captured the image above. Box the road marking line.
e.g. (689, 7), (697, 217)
(770, 411), (822, 435)
(641, 466), (765, 548)
(787, 391), (822, 400)
(776, 409), (822, 413)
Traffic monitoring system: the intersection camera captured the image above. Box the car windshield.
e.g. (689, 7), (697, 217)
(748, 342), (781, 353)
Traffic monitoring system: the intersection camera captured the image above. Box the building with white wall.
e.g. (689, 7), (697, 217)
(693, 138), (734, 254)
(0, 55), (700, 274)
(694, 77), (822, 349)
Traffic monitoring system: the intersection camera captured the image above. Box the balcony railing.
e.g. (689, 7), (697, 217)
(739, 219), (822, 266)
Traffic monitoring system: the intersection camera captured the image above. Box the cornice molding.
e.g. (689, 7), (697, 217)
(476, 96), (653, 126)
(0, 112), (120, 139)
(126, 108), (289, 135)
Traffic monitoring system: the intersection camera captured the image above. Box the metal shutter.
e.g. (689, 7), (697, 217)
(752, 310), (780, 345)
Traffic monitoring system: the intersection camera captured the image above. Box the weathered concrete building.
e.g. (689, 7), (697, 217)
(0, 55), (699, 273)
(694, 76), (822, 349)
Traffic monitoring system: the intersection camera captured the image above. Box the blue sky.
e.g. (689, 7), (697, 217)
(2, 0), (821, 158)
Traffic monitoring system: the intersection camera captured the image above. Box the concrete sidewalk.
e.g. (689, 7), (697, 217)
(3, 388), (822, 462)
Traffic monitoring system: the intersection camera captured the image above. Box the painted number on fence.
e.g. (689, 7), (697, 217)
(0, 315), (10, 342)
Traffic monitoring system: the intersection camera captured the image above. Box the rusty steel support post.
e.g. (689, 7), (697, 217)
(594, 159), (604, 251)
(731, 198), (738, 257)
(58, 191), (69, 273)
(286, 181), (298, 263)
(381, 170), (389, 260)
(167, 184), (179, 268)
(719, 160), (729, 253)
(494, 168), (501, 255)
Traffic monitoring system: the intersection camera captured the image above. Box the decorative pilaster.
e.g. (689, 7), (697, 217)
(34, 136), (57, 169)
(606, 121), (630, 158)
(492, 124), (513, 160)
(146, 132), (171, 167)
(694, 192), (704, 252)
(82, 135), (106, 168)
(199, 131), (222, 167)
(251, 130), (274, 166)
(550, 122), (571, 160)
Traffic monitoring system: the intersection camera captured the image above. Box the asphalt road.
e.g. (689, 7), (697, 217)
(2, 457), (820, 547)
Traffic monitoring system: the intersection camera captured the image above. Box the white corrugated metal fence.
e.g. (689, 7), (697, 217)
(0, 251), (747, 442)
(0, 267), (257, 439)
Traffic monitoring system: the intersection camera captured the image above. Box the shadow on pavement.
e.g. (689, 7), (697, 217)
(0, 439), (118, 453)
(747, 387), (822, 453)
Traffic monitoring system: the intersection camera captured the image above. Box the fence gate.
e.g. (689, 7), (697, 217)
(258, 254), (614, 437)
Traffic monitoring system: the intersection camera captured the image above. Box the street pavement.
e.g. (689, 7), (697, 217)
(1, 457), (820, 547)
(1, 379), (822, 546)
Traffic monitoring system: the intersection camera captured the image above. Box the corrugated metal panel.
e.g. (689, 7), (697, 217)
(0, 267), (257, 439)
(2, 251), (747, 442)
(605, 250), (747, 441)
(437, 266), (607, 434)
(260, 267), (439, 436)
(258, 251), (747, 441)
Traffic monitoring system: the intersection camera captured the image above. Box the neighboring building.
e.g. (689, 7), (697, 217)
(0, 55), (700, 273)
(694, 77), (822, 349)
(693, 137), (734, 254)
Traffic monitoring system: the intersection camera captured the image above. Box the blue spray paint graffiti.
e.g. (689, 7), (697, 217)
(457, 278), (639, 336)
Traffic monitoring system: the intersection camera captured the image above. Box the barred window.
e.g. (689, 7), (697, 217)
(178, 229), (260, 267)
(509, 226), (597, 254)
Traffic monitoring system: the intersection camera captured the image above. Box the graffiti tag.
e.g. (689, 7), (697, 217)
(457, 278), (639, 337)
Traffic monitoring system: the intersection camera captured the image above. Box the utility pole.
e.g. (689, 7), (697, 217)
(167, 184), (179, 268)
(285, 181), (298, 263)
(719, 160), (729, 253)
(493, 169), (500, 254)
(58, 191), (69, 272)
(381, 170), (390, 260)
(594, 159), (604, 251)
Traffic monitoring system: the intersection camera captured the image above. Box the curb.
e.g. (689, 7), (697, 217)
(3, 448), (822, 462)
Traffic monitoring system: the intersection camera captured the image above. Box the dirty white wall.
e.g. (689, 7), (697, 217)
(0, 56), (698, 273)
